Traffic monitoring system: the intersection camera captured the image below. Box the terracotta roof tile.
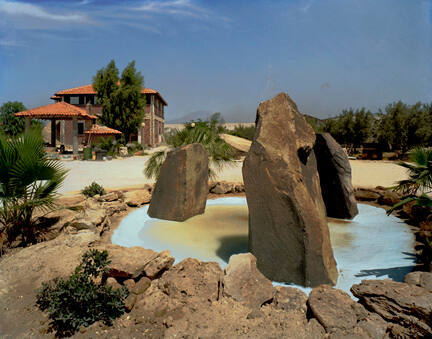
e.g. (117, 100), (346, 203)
(84, 124), (122, 135)
(55, 84), (167, 105)
(15, 102), (96, 120)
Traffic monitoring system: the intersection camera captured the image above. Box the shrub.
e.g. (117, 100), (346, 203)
(0, 128), (67, 245)
(81, 182), (106, 197)
(144, 113), (235, 179)
(227, 124), (256, 141)
(36, 249), (128, 337)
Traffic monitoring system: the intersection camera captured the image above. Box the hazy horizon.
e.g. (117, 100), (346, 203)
(1, 0), (431, 122)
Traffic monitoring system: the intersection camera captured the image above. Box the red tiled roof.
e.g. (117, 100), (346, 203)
(84, 124), (122, 135)
(50, 95), (61, 100)
(15, 102), (97, 120)
(55, 83), (167, 105)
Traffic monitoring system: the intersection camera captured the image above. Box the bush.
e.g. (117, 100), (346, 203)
(36, 250), (128, 337)
(227, 125), (256, 141)
(81, 182), (106, 197)
(0, 128), (67, 245)
(144, 113), (235, 180)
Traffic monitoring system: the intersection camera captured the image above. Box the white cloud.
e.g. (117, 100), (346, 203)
(0, 38), (25, 46)
(0, 0), (88, 22)
(135, 0), (211, 19)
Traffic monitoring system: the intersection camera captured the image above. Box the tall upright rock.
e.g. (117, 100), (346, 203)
(314, 133), (358, 219)
(148, 143), (209, 221)
(242, 93), (338, 287)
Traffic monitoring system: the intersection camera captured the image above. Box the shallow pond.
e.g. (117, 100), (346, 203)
(112, 197), (416, 295)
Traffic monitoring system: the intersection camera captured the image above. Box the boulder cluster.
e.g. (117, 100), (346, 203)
(1, 232), (431, 337)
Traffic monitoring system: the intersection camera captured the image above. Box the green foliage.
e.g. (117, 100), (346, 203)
(144, 113), (235, 180)
(0, 128), (67, 245)
(36, 250), (128, 337)
(388, 148), (432, 214)
(0, 101), (26, 136)
(93, 60), (146, 143)
(322, 108), (373, 146)
(227, 124), (256, 141)
(127, 141), (144, 155)
(81, 181), (106, 198)
(322, 101), (432, 151)
(377, 101), (409, 151)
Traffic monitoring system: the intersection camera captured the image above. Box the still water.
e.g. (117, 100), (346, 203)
(112, 197), (415, 295)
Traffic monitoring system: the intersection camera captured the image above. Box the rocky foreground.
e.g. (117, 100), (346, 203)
(0, 185), (431, 337)
(0, 227), (431, 338)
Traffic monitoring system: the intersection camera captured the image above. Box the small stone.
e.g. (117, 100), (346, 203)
(123, 279), (135, 291)
(143, 250), (175, 279)
(132, 277), (151, 295)
(124, 294), (137, 312)
(246, 309), (264, 319)
(106, 277), (122, 290)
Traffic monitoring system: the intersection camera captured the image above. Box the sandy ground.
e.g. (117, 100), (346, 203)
(59, 157), (408, 195)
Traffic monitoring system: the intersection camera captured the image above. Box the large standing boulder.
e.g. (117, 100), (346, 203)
(148, 143), (209, 221)
(314, 133), (358, 219)
(242, 93), (338, 286)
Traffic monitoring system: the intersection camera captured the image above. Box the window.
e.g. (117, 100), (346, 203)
(70, 96), (79, 105)
(78, 122), (84, 135)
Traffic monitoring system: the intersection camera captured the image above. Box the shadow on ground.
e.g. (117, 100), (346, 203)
(354, 251), (418, 282)
(216, 235), (248, 263)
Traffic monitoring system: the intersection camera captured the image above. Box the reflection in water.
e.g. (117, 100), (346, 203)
(112, 197), (416, 296)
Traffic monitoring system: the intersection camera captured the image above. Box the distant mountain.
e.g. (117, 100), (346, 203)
(166, 111), (214, 124)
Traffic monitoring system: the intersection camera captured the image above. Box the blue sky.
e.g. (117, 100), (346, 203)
(0, 0), (431, 121)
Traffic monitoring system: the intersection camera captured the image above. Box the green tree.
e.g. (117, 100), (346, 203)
(406, 102), (432, 148)
(352, 108), (373, 147)
(93, 60), (146, 143)
(0, 101), (26, 136)
(377, 101), (409, 151)
(144, 113), (235, 180)
(0, 128), (67, 245)
(93, 60), (119, 106)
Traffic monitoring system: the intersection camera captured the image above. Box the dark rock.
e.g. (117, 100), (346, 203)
(314, 133), (358, 219)
(355, 188), (380, 202)
(351, 279), (432, 337)
(158, 258), (223, 302)
(148, 143), (209, 221)
(242, 93), (338, 286)
(223, 253), (274, 309)
(377, 190), (401, 206)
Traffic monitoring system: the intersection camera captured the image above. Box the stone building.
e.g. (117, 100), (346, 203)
(51, 84), (167, 147)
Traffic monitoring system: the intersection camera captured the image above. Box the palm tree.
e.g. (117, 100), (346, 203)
(0, 128), (67, 245)
(144, 115), (235, 180)
(388, 147), (432, 213)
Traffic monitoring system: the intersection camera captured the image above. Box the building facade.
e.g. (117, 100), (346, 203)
(51, 84), (167, 147)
